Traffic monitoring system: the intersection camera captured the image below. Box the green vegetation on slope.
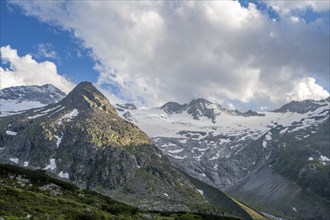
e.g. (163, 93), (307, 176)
(0, 164), (240, 220)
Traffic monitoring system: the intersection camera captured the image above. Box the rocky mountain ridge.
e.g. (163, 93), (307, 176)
(159, 98), (264, 123)
(273, 98), (329, 114)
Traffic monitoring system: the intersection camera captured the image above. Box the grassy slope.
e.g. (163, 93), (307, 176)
(0, 164), (240, 220)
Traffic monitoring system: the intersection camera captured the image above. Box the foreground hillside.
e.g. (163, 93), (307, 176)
(0, 164), (240, 220)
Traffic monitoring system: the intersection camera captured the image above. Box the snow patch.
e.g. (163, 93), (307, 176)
(6, 130), (17, 136)
(193, 147), (209, 152)
(292, 207), (297, 212)
(59, 171), (69, 179)
(44, 158), (56, 170)
(48, 106), (65, 117)
(320, 155), (330, 162)
(262, 140), (267, 148)
(10, 157), (19, 164)
(279, 127), (288, 134)
(210, 152), (220, 160)
(163, 193), (169, 197)
(54, 135), (62, 148)
(58, 109), (79, 124)
(167, 153), (186, 159)
(23, 161), (29, 167)
(265, 132), (272, 141)
(168, 148), (184, 154)
(197, 189), (204, 195)
(179, 139), (187, 143)
(27, 113), (47, 119)
(41, 105), (62, 114)
(309, 157), (313, 161)
(160, 143), (177, 147)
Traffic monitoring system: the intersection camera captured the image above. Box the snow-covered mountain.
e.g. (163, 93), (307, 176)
(273, 98), (329, 113)
(117, 97), (330, 219)
(0, 84), (66, 117)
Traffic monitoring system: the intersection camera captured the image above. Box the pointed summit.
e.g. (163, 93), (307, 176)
(62, 81), (116, 114)
(189, 98), (211, 105)
(160, 101), (187, 114)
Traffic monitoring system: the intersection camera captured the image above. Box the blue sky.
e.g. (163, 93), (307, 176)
(0, 0), (97, 84)
(1, 0), (329, 110)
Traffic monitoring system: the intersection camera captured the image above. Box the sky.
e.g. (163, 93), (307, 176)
(0, 0), (329, 111)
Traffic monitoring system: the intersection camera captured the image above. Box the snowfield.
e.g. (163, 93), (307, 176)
(118, 103), (329, 142)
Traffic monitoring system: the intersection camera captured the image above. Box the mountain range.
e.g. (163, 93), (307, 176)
(0, 82), (269, 220)
(1, 83), (329, 220)
(115, 90), (330, 220)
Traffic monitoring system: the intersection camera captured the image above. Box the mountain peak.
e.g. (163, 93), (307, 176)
(160, 101), (187, 114)
(189, 98), (211, 105)
(62, 81), (116, 114)
(69, 81), (97, 94)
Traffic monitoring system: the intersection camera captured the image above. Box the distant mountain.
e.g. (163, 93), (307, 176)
(273, 99), (329, 114)
(160, 101), (187, 114)
(116, 103), (137, 111)
(0, 84), (66, 117)
(159, 98), (264, 123)
(116, 97), (330, 219)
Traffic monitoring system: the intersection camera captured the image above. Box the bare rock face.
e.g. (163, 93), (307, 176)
(0, 82), (205, 211)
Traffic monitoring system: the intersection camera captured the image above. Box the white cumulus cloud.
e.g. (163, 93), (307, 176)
(261, 0), (330, 15)
(287, 77), (329, 101)
(8, 1), (330, 109)
(0, 45), (74, 93)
